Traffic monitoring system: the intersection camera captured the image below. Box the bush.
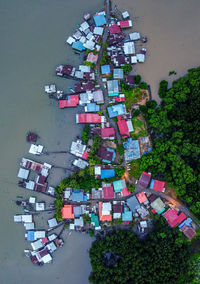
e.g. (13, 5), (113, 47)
(116, 143), (124, 155)
(89, 228), (94, 237)
(83, 61), (95, 69)
(128, 184), (135, 192)
(81, 125), (90, 144)
(115, 166), (125, 178)
(132, 109), (140, 117)
(135, 75), (141, 84)
(169, 70), (177, 76)
(83, 214), (91, 224)
(122, 64), (132, 74)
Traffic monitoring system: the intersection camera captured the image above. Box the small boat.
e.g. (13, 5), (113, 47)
(16, 196), (23, 198)
(24, 249), (31, 257)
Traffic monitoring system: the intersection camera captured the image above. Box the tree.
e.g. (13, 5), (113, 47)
(158, 80), (168, 98)
(135, 74), (141, 84)
(122, 64), (132, 74)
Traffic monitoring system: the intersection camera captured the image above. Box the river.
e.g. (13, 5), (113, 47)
(0, 0), (200, 283)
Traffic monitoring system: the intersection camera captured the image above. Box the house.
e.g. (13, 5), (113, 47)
(122, 209), (133, 222)
(107, 104), (126, 118)
(66, 36), (75, 45)
(91, 188), (103, 199)
(98, 146), (116, 163)
(113, 179), (127, 193)
(44, 84), (56, 94)
(129, 32), (140, 40)
(102, 183), (114, 199)
(55, 65), (76, 77)
(29, 144), (44, 155)
(124, 138), (141, 161)
(87, 52), (98, 63)
(136, 192), (148, 204)
(73, 158), (89, 169)
(117, 119), (130, 138)
(26, 231), (46, 242)
(48, 218), (58, 228)
(138, 220), (148, 233)
(136, 54), (145, 63)
(164, 209), (187, 228)
(138, 171), (151, 188)
(127, 196), (140, 214)
(76, 113), (102, 124)
(79, 21), (89, 32)
(91, 213), (101, 230)
(101, 65), (111, 75)
(59, 95), (79, 108)
(113, 68), (124, 80)
(99, 202), (112, 221)
(18, 168), (29, 179)
(113, 201), (124, 219)
(115, 94), (125, 102)
(179, 218), (193, 229)
(74, 217), (84, 227)
(137, 206), (149, 218)
(74, 81), (95, 93)
(101, 127), (115, 140)
(109, 24), (121, 34)
(63, 188), (71, 200)
(73, 206), (82, 217)
(122, 11), (130, 19)
(79, 92), (91, 105)
(24, 223), (35, 230)
(101, 168), (115, 179)
(123, 41), (135, 55)
(180, 225), (196, 240)
(150, 179), (165, 192)
(121, 187), (131, 196)
(36, 202), (45, 211)
(85, 103), (100, 112)
(118, 20), (133, 28)
(72, 41), (86, 51)
(20, 158), (52, 177)
(138, 136), (152, 155)
(94, 27), (104, 36)
(125, 75), (135, 86)
(93, 13), (107, 27)
(150, 198), (165, 214)
(107, 80), (119, 97)
(72, 190), (84, 202)
(70, 140), (88, 159)
(83, 40), (95, 51)
(61, 205), (74, 219)
(112, 55), (131, 67)
(93, 89), (104, 104)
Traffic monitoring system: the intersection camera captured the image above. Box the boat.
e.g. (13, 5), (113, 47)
(24, 249), (31, 257)
(26, 132), (38, 143)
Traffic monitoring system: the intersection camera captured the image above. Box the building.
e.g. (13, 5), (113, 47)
(113, 179), (127, 193)
(76, 113), (102, 124)
(117, 119), (130, 138)
(93, 27), (104, 36)
(101, 168), (115, 179)
(138, 136), (152, 155)
(101, 65), (111, 75)
(123, 41), (135, 55)
(122, 11), (130, 19)
(59, 95), (79, 108)
(113, 68), (124, 80)
(125, 75), (135, 86)
(164, 209), (187, 228)
(93, 89), (104, 104)
(48, 218), (58, 228)
(85, 103), (100, 112)
(136, 192), (148, 204)
(70, 140), (87, 159)
(72, 41), (86, 52)
(93, 14), (107, 27)
(107, 104), (126, 118)
(118, 20), (132, 28)
(87, 52), (98, 63)
(56, 65), (76, 77)
(73, 158), (89, 169)
(102, 183), (114, 199)
(129, 32), (140, 40)
(113, 202), (124, 219)
(98, 146), (116, 163)
(138, 171), (151, 188)
(101, 128), (115, 140)
(61, 205), (74, 219)
(91, 213), (101, 230)
(127, 196), (140, 214)
(109, 24), (121, 34)
(150, 198), (165, 214)
(122, 209), (133, 222)
(180, 225), (196, 240)
(107, 80), (119, 97)
(99, 202), (112, 221)
(72, 190), (84, 202)
(18, 168), (29, 179)
(150, 179), (165, 192)
(124, 138), (141, 161)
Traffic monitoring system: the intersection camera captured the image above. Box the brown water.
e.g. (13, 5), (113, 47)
(0, 0), (200, 283)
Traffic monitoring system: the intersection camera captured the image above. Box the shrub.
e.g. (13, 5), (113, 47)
(89, 228), (94, 237)
(139, 82), (148, 89)
(135, 75), (141, 84)
(122, 64), (132, 74)
(81, 125), (90, 144)
(128, 184), (135, 192)
(158, 80), (168, 98)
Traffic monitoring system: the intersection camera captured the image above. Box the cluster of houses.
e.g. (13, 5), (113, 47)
(60, 171), (197, 239)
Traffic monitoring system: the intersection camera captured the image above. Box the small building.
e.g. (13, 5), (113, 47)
(48, 218), (58, 228)
(101, 128), (115, 140)
(113, 179), (127, 193)
(72, 190), (84, 202)
(109, 24), (121, 34)
(136, 54), (145, 63)
(124, 138), (141, 161)
(122, 210), (132, 222)
(118, 20), (132, 28)
(113, 202), (124, 219)
(102, 183), (114, 199)
(122, 187), (131, 196)
(101, 65), (111, 75)
(99, 202), (112, 221)
(129, 32), (140, 41)
(70, 140), (87, 159)
(150, 198), (165, 214)
(127, 196), (140, 214)
(73, 158), (89, 169)
(107, 104), (126, 118)
(44, 84), (56, 94)
(61, 205), (74, 219)
(85, 103), (100, 112)
(138, 171), (151, 188)
(117, 119), (130, 138)
(93, 27), (104, 36)
(56, 65), (76, 77)
(113, 68), (124, 80)
(123, 41), (135, 55)
(74, 217), (84, 228)
(18, 168), (29, 179)
(178, 218), (193, 229)
(138, 136), (152, 155)
(122, 11), (130, 19)
(24, 222), (35, 230)
(73, 206), (82, 218)
(150, 179), (165, 192)
(101, 168), (115, 179)
(93, 89), (104, 104)
(66, 36), (75, 45)
(72, 41), (86, 52)
(164, 209), (187, 228)
(76, 113), (102, 124)
(91, 213), (101, 230)
(36, 202), (45, 211)
(29, 144), (44, 155)
(98, 146), (116, 163)
(79, 21), (89, 32)
(59, 95), (79, 108)
(93, 14), (107, 27)
(107, 80), (119, 97)
(87, 52), (98, 63)
(125, 75), (135, 86)
(180, 225), (196, 240)
(136, 192), (148, 204)
(137, 206), (149, 218)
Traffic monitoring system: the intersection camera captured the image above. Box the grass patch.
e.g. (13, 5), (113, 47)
(131, 116), (148, 138)
(128, 159), (142, 179)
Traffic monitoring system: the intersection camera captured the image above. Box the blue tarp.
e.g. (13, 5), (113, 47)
(101, 169), (115, 179)
(93, 14), (107, 27)
(72, 41), (86, 51)
(27, 231), (35, 241)
(101, 65), (111, 74)
(107, 104), (126, 118)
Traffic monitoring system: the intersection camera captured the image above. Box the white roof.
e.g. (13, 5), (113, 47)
(94, 166), (101, 175)
(86, 32), (94, 40)
(136, 54), (145, 63)
(14, 215), (22, 223)
(47, 186), (55, 196)
(74, 217), (84, 227)
(45, 84), (56, 94)
(29, 197), (36, 204)
(48, 234), (57, 241)
(31, 239), (44, 251)
(95, 44), (101, 52)
(79, 65), (90, 73)
(22, 215), (33, 223)
(41, 253), (52, 264)
(93, 27), (104, 35)
(79, 21), (89, 32)
(127, 120), (134, 132)
(69, 224), (75, 230)
(129, 32), (140, 41)
(123, 41), (135, 55)
(83, 40), (95, 50)
(48, 218), (58, 228)
(35, 231), (46, 239)
(140, 220), (148, 228)
(70, 140), (86, 157)
(47, 242), (57, 253)
(25, 180), (35, 190)
(18, 168), (29, 179)
(102, 202), (112, 215)
(24, 222), (35, 230)
(122, 11), (129, 19)
(113, 213), (121, 219)
(75, 70), (84, 79)
(73, 158), (89, 169)
(79, 36), (86, 44)
(131, 56), (137, 64)
(29, 144), (44, 155)
(36, 202), (45, 211)
(64, 189), (71, 199)
(66, 36), (75, 45)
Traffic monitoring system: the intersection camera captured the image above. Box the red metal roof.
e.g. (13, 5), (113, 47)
(136, 192), (148, 204)
(61, 205), (74, 219)
(117, 119), (130, 138)
(152, 180), (165, 192)
(82, 151), (89, 160)
(164, 209), (186, 228)
(103, 185), (114, 199)
(109, 24), (121, 34)
(101, 127), (115, 138)
(115, 96), (125, 102)
(122, 187), (131, 196)
(119, 20), (132, 28)
(77, 113), (101, 123)
(59, 95), (79, 108)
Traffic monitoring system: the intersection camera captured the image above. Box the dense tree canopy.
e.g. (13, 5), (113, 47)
(89, 218), (194, 284)
(139, 67), (200, 216)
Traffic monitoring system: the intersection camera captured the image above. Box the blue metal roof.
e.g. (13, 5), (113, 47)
(93, 14), (107, 27)
(101, 65), (111, 74)
(27, 231), (35, 241)
(86, 103), (100, 112)
(101, 169), (115, 179)
(122, 211), (133, 221)
(107, 104), (126, 118)
(124, 139), (141, 161)
(178, 218), (192, 229)
(72, 191), (84, 202)
(72, 41), (86, 51)
(127, 196), (140, 213)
